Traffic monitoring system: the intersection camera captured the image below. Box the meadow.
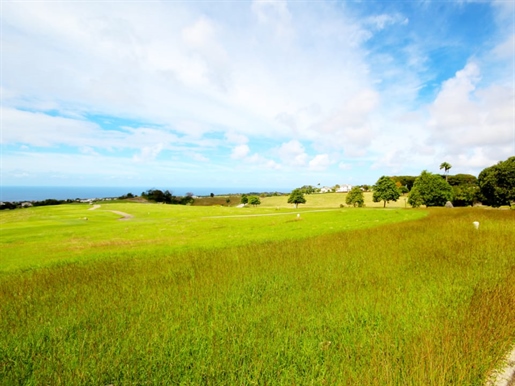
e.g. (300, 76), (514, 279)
(1, 197), (514, 385)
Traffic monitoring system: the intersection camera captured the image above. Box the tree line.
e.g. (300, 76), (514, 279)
(287, 156), (514, 209)
(140, 189), (195, 205)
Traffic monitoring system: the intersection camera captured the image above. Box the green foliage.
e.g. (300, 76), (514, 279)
(240, 194), (249, 205)
(478, 156), (515, 207)
(118, 192), (135, 199)
(248, 196), (261, 207)
(372, 176), (401, 208)
(345, 186), (364, 207)
(399, 186), (409, 194)
(390, 176), (417, 191)
(440, 162), (452, 181)
(407, 187), (424, 208)
(297, 185), (317, 194)
(141, 189), (168, 202)
(452, 185), (479, 207)
(141, 189), (194, 205)
(411, 170), (453, 207)
(287, 189), (307, 208)
(447, 174), (478, 187)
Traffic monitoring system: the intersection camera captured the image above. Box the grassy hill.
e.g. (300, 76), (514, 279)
(194, 192), (410, 209)
(1, 203), (514, 384)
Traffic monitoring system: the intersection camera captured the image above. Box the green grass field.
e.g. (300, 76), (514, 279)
(1, 200), (514, 385)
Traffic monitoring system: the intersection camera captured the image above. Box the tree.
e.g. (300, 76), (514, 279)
(163, 190), (173, 204)
(407, 187), (424, 208)
(399, 186), (409, 194)
(240, 194), (248, 205)
(248, 196), (261, 207)
(288, 189), (306, 208)
(478, 156), (515, 207)
(391, 176), (417, 191)
(373, 176), (401, 208)
(345, 186), (364, 207)
(411, 170), (453, 206)
(447, 174), (477, 187)
(440, 162), (452, 182)
(452, 185), (479, 207)
(298, 185), (316, 194)
(142, 189), (166, 202)
(180, 192), (194, 205)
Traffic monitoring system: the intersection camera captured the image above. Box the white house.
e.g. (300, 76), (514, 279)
(336, 184), (353, 193)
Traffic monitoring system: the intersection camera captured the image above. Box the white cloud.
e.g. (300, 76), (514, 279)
(276, 140), (308, 167)
(426, 62), (514, 162)
(366, 13), (408, 31)
(231, 144), (250, 159)
(309, 154), (332, 171)
(188, 152), (209, 162)
(251, 0), (293, 39)
(312, 89), (379, 155)
(80, 146), (99, 156)
(133, 143), (164, 163)
(2, 1), (514, 186)
(225, 132), (248, 144)
(1, 107), (104, 147)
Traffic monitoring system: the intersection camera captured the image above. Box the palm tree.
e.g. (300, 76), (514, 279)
(439, 162), (452, 182)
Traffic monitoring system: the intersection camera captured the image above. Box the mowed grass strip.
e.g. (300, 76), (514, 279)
(1, 208), (514, 385)
(0, 203), (425, 273)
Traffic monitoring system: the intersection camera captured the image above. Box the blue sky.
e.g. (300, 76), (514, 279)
(2, 0), (514, 191)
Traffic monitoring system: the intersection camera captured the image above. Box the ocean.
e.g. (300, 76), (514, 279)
(0, 186), (291, 202)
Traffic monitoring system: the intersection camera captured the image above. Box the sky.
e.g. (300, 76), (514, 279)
(1, 0), (514, 191)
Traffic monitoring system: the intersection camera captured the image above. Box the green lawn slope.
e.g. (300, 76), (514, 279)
(1, 203), (514, 385)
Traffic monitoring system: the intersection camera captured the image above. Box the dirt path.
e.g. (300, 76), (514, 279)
(110, 210), (134, 221)
(86, 205), (133, 220)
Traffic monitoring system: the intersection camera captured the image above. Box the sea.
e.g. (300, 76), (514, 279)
(0, 186), (291, 202)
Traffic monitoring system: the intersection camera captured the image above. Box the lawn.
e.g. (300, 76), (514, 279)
(0, 202), (424, 273)
(1, 203), (514, 385)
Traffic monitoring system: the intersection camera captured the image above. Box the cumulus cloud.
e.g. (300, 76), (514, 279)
(80, 146), (100, 156)
(251, 0), (293, 39)
(275, 140), (308, 167)
(366, 13), (409, 31)
(230, 144), (250, 159)
(312, 89), (379, 156)
(426, 62), (514, 161)
(308, 154), (332, 171)
(1, 107), (104, 147)
(2, 1), (514, 186)
(133, 143), (164, 163)
(225, 132), (249, 144)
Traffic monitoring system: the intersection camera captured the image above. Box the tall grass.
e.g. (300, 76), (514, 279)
(1, 208), (514, 384)
(0, 203), (425, 273)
